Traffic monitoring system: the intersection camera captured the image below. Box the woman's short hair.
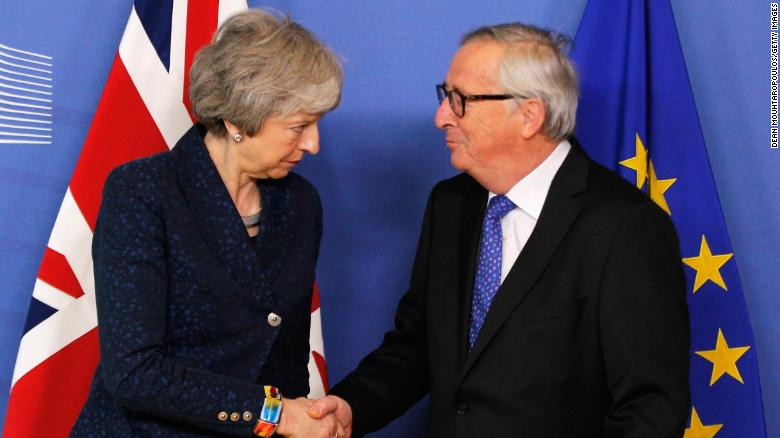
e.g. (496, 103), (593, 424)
(462, 23), (579, 141)
(190, 9), (343, 136)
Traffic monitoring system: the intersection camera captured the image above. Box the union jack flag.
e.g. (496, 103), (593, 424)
(3, 1), (328, 436)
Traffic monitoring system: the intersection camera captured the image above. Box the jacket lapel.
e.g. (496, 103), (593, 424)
(459, 146), (590, 381)
(173, 125), (272, 303)
(253, 177), (294, 297)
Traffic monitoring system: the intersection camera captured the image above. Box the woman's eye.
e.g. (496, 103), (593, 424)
(291, 124), (306, 133)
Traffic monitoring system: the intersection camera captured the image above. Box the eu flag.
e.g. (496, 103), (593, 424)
(572, 0), (766, 436)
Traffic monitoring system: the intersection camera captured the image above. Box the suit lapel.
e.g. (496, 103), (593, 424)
(458, 146), (590, 381)
(173, 125), (274, 305)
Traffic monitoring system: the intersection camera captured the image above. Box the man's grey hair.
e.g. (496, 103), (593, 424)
(462, 23), (579, 141)
(190, 9), (343, 136)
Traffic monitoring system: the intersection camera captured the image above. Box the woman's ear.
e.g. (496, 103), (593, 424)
(223, 120), (244, 142)
(223, 119), (239, 136)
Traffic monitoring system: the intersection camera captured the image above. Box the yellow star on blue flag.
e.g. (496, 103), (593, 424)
(684, 406), (723, 438)
(683, 236), (733, 293)
(696, 328), (751, 385)
(619, 133), (648, 189)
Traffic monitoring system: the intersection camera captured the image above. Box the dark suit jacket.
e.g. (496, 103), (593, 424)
(330, 145), (690, 437)
(72, 125), (322, 437)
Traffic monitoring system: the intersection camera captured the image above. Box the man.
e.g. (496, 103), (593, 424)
(311, 23), (690, 437)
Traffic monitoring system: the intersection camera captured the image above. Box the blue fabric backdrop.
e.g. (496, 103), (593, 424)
(0, 1), (776, 436)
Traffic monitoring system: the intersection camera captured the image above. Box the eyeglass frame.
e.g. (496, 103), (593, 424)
(436, 83), (525, 117)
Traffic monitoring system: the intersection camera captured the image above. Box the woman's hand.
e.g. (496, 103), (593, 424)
(275, 397), (345, 438)
(308, 395), (353, 438)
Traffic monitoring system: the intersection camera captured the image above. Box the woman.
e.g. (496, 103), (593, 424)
(72, 9), (344, 437)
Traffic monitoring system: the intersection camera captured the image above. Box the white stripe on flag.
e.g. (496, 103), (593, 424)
(307, 307), (326, 398)
(32, 279), (76, 311)
(168, 0), (188, 101)
(218, 0), (249, 26)
(119, 6), (191, 150)
(11, 293), (98, 386)
(47, 188), (95, 297)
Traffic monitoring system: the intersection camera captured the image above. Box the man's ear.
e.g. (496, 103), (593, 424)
(516, 98), (546, 139)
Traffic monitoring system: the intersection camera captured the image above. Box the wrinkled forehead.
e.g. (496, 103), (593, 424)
(445, 39), (504, 92)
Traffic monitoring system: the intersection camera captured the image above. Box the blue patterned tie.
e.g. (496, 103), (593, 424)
(469, 195), (516, 350)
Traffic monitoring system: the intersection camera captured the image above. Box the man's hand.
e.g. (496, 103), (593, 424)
(308, 395), (353, 438)
(275, 397), (345, 438)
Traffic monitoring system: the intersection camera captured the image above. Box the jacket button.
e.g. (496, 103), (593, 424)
(217, 411), (228, 421)
(456, 403), (468, 416)
(267, 312), (282, 327)
(243, 411), (253, 421)
(230, 412), (240, 422)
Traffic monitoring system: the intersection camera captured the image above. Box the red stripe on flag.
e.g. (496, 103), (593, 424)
(37, 247), (84, 298)
(2, 329), (99, 437)
(69, 57), (168, 230)
(183, 0), (219, 118)
(311, 281), (321, 312)
(311, 351), (329, 392)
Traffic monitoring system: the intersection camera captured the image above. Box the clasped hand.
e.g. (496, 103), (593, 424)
(275, 395), (352, 438)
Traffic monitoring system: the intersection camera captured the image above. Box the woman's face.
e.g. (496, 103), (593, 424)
(237, 112), (323, 179)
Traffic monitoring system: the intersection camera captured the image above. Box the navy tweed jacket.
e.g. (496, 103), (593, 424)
(72, 125), (322, 437)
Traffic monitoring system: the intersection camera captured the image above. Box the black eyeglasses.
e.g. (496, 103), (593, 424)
(436, 83), (520, 117)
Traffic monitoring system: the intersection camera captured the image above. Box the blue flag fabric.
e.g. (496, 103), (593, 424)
(572, 1), (766, 436)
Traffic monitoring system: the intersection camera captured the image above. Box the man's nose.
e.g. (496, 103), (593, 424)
(434, 99), (455, 129)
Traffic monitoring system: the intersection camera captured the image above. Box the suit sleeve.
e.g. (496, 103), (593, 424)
(329, 185), (439, 436)
(599, 199), (690, 437)
(92, 167), (265, 436)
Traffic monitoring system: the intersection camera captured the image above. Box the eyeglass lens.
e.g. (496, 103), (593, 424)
(436, 85), (464, 117)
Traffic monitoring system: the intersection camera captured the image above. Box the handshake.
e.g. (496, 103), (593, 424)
(275, 395), (353, 438)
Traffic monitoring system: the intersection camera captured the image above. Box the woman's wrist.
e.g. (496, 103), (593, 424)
(253, 386), (283, 437)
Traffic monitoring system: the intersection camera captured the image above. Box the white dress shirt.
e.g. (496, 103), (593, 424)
(487, 140), (572, 283)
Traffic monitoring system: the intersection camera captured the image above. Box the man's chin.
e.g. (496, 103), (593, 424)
(449, 154), (470, 172)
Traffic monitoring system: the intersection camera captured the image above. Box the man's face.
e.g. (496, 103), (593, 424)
(435, 40), (521, 180)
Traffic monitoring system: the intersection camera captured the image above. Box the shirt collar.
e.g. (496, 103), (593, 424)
(488, 139), (572, 220)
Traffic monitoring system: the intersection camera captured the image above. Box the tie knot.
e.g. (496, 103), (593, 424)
(486, 195), (516, 220)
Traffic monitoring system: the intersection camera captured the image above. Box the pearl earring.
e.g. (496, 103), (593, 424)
(233, 132), (242, 143)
